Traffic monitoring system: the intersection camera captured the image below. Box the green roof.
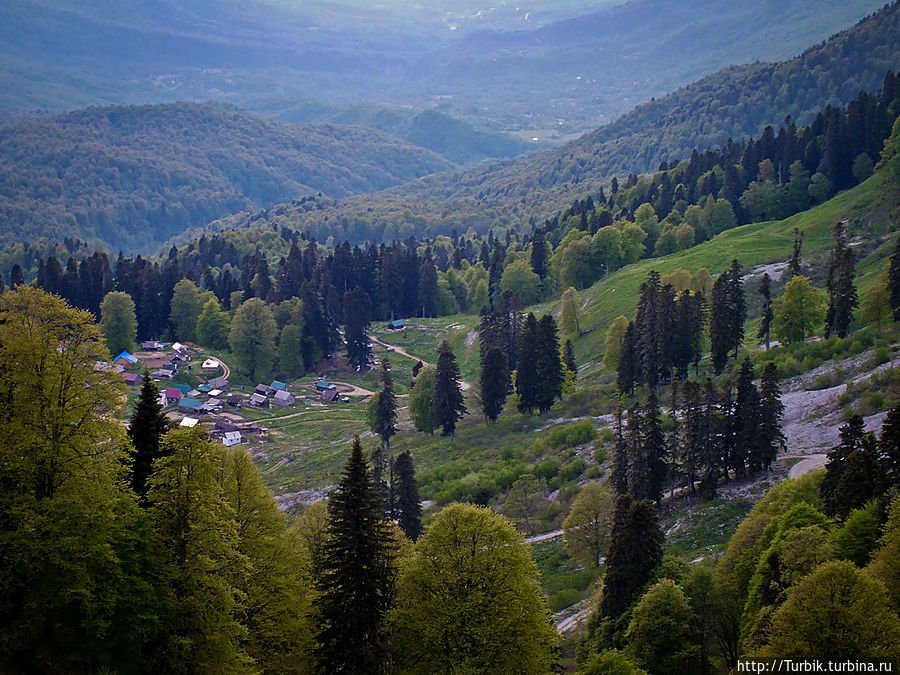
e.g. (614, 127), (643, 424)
(179, 397), (201, 409)
(172, 384), (190, 393)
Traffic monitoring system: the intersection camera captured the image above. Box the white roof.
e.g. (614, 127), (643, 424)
(180, 417), (199, 428)
(208, 389), (223, 397)
(172, 342), (186, 352)
(274, 389), (293, 400)
(202, 359), (219, 369)
(222, 431), (243, 446)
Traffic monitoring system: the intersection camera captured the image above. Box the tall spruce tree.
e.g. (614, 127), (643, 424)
(642, 390), (667, 504)
(727, 259), (747, 359)
(820, 416), (876, 519)
(516, 313), (541, 414)
(430, 341), (467, 436)
(530, 227), (548, 279)
(314, 436), (397, 674)
(343, 287), (372, 371)
(758, 273), (773, 350)
(758, 362), (786, 471)
(733, 357), (760, 478)
(535, 314), (564, 413)
(611, 405), (628, 494)
(889, 235), (900, 321)
(479, 307), (510, 422)
(787, 227), (804, 278)
(127, 371), (171, 501)
(709, 273), (731, 374)
(372, 360), (397, 451)
(563, 339), (577, 378)
(599, 495), (665, 621)
(394, 451), (422, 542)
(825, 220), (858, 338)
(616, 321), (637, 395)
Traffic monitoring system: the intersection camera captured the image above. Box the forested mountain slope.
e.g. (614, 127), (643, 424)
(400, 1), (900, 202)
(0, 102), (454, 252)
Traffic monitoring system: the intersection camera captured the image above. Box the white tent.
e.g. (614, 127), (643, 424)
(180, 417), (199, 428)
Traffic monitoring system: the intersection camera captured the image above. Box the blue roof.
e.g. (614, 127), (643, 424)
(197, 384), (213, 392)
(316, 380), (336, 389)
(114, 351), (139, 364)
(271, 380), (287, 390)
(172, 383), (190, 393)
(179, 397), (201, 409)
(390, 319), (405, 327)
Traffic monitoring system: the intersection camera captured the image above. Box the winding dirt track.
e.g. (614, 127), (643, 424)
(371, 335), (472, 390)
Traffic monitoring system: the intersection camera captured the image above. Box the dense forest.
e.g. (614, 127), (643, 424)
(0, 102), (454, 252)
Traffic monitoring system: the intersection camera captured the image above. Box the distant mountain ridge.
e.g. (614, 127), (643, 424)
(0, 102), (454, 252)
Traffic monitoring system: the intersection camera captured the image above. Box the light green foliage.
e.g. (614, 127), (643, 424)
(660, 268), (692, 293)
(859, 269), (891, 328)
(619, 223), (647, 264)
(390, 503), (557, 674)
(757, 560), (900, 660)
(0, 286), (156, 667)
(229, 297), (278, 382)
(278, 322), (304, 379)
(560, 286), (581, 336)
(408, 364), (436, 433)
(500, 257), (542, 305)
(626, 579), (694, 675)
(831, 503), (880, 567)
(563, 482), (615, 568)
(219, 445), (314, 673)
(147, 427), (253, 673)
(635, 203), (660, 251)
(603, 315), (630, 370)
(808, 172), (832, 204)
(591, 226), (624, 275)
(169, 278), (205, 342)
(581, 649), (648, 675)
(99, 290), (137, 356)
(557, 234), (595, 290)
(196, 297), (231, 350)
(866, 495), (900, 614)
(772, 275), (827, 343)
(878, 116), (900, 186)
(503, 473), (546, 533)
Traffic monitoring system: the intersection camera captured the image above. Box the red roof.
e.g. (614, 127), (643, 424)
(164, 388), (183, 400)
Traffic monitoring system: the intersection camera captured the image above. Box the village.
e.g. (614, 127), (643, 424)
(97, 337), (375, 450)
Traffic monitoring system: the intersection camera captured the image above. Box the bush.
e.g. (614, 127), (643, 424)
(875, 347), (890, 366)
(532, 419), (597, 454)
(560, 458), (587, 482)
(535, 458), (561, 481)
(549, 588), (581, 612)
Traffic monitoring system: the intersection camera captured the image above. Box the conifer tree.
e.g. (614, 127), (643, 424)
(757, 273), (773, 349)
(880, 403), (900, 486)
(698, 378), (720, 499)
(563, 339), (577, 379)
(127, 371), (171, 501)
(430, 341), (466, 436)
(394, 451), (422, 541)
(642, 390), (667, 504)
(825, 220), (858, 338)
(821, 416), (879, 519)
(727, 259), (747, 358)
(616, 321), (637, 395)
(599, 495), (665, 621)
(314, 436), (397, 674)
(787, 227), (804, 278)
(758, 362), (785, 471)
(516, 313), (541, 414)
(889, 235), (900, 321)
(733, 357), (759, 477)
(611, 405), (629, 494)
(709, 273), (731, 374)
(531, 227), (548, 279)
(343, 287), (372, 370)
(535, 314), (564, 413)
(479, 308), (510, 422)
(371, 359), (397, 451)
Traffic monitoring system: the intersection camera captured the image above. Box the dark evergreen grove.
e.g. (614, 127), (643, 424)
(394, 451), (422, 542)
(314, 436), (397, 674)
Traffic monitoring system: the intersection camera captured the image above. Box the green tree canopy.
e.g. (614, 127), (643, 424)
(390, 503), (556, 674)
(229, 297), (278, 382)
(169, 278), (205, 342)
(563, 481), (615, 568)
(196, 296), (231, 350)
(100, 290), (137, 356)
(772, 275), (827, 344)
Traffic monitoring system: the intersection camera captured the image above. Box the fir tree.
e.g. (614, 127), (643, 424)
(880, 403), (900, 486)
(127, 371), (171, 501)
(369, 446), (393, 517)
(478, 307), (510, 422)
(820, 416), (878, 519)
(758, 362), (785, 471)
(430, 341), (466, 436)
(535, 314), (564, 413)
(563, 339), (577, 379)
(787, 227), (805, 278)
(343, 287), (372, 371)
(599, 495), (665, 621)
(530, 227), (548, 279)
(733, 357), (760, 477)
(394, 451), (422, 542)
(757, 273), (773, 350)
(697, 377), (720, 499)
(373, 360), (397, 451)
(890, 235), (900, 321)
(611, 405), (628, 495)
(516, 313), (541, 414)
(642, 390), (667, 504)
(709, 273), (731, 374)
(616, 321), (637, 395)
(727, 259), (746, 359)
(825, 220), (858, 338)
(314, 436), (397, 674)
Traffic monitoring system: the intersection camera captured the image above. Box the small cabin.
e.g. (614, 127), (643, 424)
(387, 319), (405, 331)
(272, 390), (295, 407)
